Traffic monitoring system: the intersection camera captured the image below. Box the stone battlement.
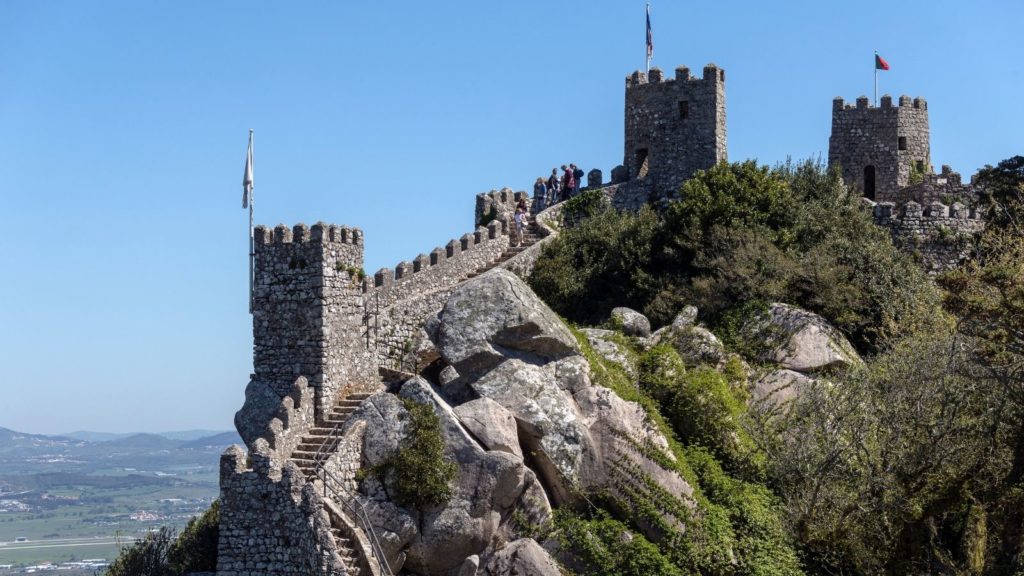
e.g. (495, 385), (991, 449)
(625, 64), (723, 88)
(870, 200), (985, 273)
(254, 222), (363, 246)
(873, 200), (984, 222)
(833, 94), (928, 111)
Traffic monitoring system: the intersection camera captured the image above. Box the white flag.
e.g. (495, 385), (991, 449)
(242, 131), (253, 208)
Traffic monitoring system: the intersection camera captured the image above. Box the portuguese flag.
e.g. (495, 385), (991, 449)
(875, 53), (890, 71)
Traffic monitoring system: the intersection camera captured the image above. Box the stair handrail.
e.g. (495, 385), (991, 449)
(315, 459), (394, 576)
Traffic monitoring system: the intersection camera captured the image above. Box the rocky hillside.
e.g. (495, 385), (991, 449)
(326, 267), (872, 575)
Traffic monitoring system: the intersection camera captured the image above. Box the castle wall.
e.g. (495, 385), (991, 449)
(217, 443), (347, 576)
(369, 219), (510, 310)
(252, 223), (377, 420)
(373, 199), (560, 370)
(829, 95), (930, 202)
(624, 65), (726, 197)
(873, 200), (985, 273)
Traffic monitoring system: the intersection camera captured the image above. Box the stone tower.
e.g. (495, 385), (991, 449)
(623, 64), (727, 195)
(828, 95), (930, 202)
(251, 223), (376, 419)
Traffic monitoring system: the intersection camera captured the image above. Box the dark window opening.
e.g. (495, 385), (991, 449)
(720, 70), (725, 81)
(864, 165), (876, 200)
(898, 136), (907, 151)
(678, 100), (689, 119)
(916, 160), (925, 172)
(636, 148), (650, 179)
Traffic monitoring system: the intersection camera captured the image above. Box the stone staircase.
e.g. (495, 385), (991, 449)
(290, 391), (372, 479)
(288, 390), (375, 574)
(465, 217), (541, 279)
(329, 520), (364, 576)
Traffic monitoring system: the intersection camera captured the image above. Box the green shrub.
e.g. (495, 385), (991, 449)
(556, 509), (685, 576)
(562, 189), (611, 226)
(167, 500), (219, 573)
(107, 502), (220, 576)
(531, 159), (945, 354)
(388, 399), (457, 510)
(106, 527), (175, 576)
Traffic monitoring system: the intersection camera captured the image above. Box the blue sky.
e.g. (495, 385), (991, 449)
(1, 1), (1020, 434)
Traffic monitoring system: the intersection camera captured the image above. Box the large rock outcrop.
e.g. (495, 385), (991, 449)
(344, 269), (700, 574)
(745, 303), (861, 373)
(435, 269), (577, 383)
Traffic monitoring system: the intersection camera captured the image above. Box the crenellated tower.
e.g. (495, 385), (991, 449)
(828, 94), (930, 202)
(251, 222), (377, 420)
(623, 64), (727, 195)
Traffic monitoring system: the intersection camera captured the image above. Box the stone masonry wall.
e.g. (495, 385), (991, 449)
(374, 200), (560, 370)
(252, 223), (377, 420)
(369, 219), (511, 310)
(829, 95), (930, 202)
(893, 165), (976, 206)
(624, 64), (726, 198)
(873, 200), (985, 273)
(234, 375), (316, 460)
(217, 443), (347, 576)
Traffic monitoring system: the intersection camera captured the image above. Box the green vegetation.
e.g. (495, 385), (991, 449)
(540, 155), (1024, 574)
(531, 160), (944, 354)
(556, 509), (684, 576)
(387, 399), (457, 510)
(106, 501), (218, 576)
(569, 329), (803, 575)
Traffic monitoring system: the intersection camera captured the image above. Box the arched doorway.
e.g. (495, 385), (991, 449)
(864, 165), (876, 200)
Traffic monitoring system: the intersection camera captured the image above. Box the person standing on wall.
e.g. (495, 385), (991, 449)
(572, 163), (584, 195)
(547, 168), (560, 205)
(534, 177), (548, 211)
(513, 203), (528, 246)
(561, 165), (575, 202)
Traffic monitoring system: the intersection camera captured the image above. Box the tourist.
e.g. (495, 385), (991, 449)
(572, 164), (584, 194)
(513, 205), (527, 246)
(561, 165), (575, 202)
(547, 168), (560, 205)
(533, 177), (547, 211)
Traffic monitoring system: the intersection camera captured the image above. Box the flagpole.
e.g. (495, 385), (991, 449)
(645, 3), (651, 74)
(248, 129), (255, 315)
(874, 50), (878, 106)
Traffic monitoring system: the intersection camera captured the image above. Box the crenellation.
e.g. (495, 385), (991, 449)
(874, 200), (985, 273)
(274, 224), (293, 243)
(292, 223), (310, 242)
(926, 201), (948, 217)
(375, 268), (393, 288)
(430, 247), (445, 266)
(413, 254), (430, 272)
(395, 261), (413, 280)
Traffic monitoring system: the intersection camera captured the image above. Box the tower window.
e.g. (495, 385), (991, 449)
(864, 165), (876, 200)
(898, 136), (907, 151)
(635, 148), (650, 179)
(678, 101), (689, 119)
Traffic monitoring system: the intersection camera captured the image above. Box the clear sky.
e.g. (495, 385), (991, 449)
(1, 1), (1020, 434)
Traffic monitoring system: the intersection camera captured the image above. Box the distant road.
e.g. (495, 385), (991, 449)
(1, 537), (137, 551)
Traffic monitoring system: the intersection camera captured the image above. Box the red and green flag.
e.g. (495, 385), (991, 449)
(875, 53), (890, 71)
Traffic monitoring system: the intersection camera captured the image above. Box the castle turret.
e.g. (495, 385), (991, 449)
(623, 64), (727, 195)
(828, 94), (930, 201)
(251, 222), (376, 419)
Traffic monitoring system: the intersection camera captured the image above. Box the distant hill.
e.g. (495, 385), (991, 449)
(103, 433), (185, 450)
(61, 429), (233, 442)
(180, 431), (242, 449)
(61, 430), (135, 442)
